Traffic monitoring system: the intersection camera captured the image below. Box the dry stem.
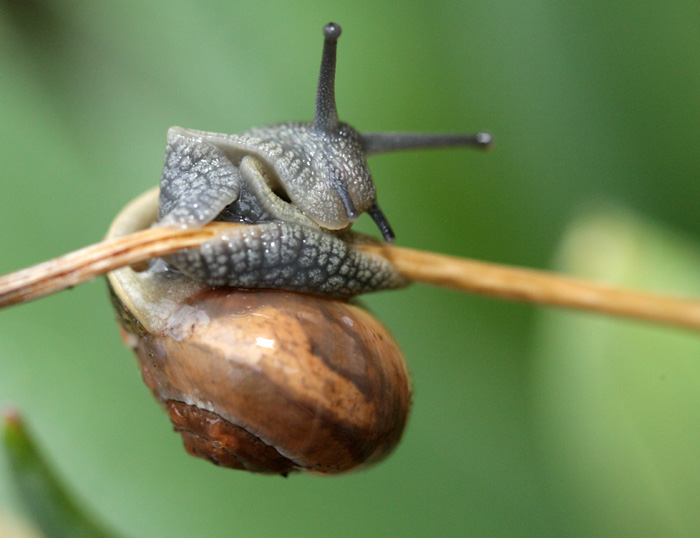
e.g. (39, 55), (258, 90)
(2, 223), (700, 331)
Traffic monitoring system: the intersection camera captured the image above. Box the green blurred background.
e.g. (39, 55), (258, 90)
(2, 1), (700, 537)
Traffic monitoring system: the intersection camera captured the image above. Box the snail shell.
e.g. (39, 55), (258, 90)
(106, 190), (411, 475)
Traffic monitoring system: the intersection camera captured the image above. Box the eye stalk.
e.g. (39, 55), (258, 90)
(313, 22), (342, 134)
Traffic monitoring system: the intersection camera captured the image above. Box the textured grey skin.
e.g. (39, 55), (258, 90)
(155, 22), (491, 297)
(158, 123), (375, 231)
(158, 138), (405, 297)
(165, 221), (405, 297)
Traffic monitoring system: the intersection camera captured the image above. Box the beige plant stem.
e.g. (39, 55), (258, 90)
(361, 244), (700, 331)
(1, 223), (700, 331)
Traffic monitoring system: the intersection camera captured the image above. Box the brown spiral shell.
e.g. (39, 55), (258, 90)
(106, 190), (411, 475)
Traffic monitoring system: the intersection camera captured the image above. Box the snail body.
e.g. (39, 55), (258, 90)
(107, 22), (490, 474)
(154, 22), (490, 296)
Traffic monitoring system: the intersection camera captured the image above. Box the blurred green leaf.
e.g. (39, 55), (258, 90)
(3, 411), (120, 538)
(532, 206), (700, 538)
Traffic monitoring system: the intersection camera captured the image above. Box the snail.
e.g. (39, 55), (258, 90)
(107, 23), (490, 475)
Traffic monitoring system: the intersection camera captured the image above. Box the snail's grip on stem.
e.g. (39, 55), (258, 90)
(1, 194), (700, 330)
